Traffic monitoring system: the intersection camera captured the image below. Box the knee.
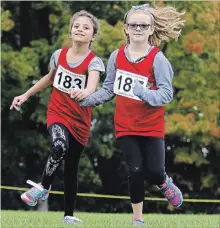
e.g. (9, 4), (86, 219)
(127, 164), (143, 179)
(145, 168), (166, 185)
(51, 138), (68, 162)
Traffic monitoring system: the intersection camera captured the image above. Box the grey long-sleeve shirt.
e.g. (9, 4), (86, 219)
(80, 45), (174, 107)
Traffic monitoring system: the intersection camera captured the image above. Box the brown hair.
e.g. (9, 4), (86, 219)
(69, 10), (99, 36)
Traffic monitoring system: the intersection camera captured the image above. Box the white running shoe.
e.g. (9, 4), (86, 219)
(63, 216), (83, 224)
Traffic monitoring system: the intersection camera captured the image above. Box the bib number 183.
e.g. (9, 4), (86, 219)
(53, 65), (86, 93)
(57, 72), (82, 89)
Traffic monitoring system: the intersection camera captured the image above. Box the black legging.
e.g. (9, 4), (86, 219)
(41, 123), (84, 216)
(118, 135), (167, 204)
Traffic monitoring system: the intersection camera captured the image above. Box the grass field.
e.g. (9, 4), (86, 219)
(1, 210), (219, 228)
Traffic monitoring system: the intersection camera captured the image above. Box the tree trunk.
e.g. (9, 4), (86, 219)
(20, 1), (32, 47)
(36, 6), (51, 44)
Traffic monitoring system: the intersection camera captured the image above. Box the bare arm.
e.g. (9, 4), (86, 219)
(69, 70), (100, 101)
(85, 70), (100, 94)
(10, 69), (55, 110)
(25, 69), (55, 97)
(79, 50), (118, 107)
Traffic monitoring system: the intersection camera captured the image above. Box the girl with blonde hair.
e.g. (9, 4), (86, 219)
(71, 3), (185, 225)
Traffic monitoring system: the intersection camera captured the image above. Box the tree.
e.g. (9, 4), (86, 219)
(1, 1), (219, 213)
(163, 1), (220, 212)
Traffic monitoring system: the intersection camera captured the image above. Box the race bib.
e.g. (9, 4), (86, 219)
(53, 65), (86, 93)
(113, 69), (148, 101)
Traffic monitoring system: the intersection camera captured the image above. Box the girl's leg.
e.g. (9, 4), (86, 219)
(118, 136), (144, 221)
(63, 135), (84, 217)
(21, 123), (70, 206)
(141, 137), (183, 208)
(132, 202), (143, 221)
(141, 137), (166, 186)
(41, 123), (70, 189)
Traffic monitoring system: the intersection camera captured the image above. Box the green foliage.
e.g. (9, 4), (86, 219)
(1, 8), (15, 31)
(1, 211), (220, 228)
(93, 20), (124, 63)
(1, 1), (219, 213)
(79, 155), (102, 190)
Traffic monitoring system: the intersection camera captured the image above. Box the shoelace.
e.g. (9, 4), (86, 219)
(26, 180), (45, 200)
(28, 187), (42, 199)
(164, 187), (175, 199)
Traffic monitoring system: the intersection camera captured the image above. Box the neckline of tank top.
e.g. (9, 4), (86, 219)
(66, 48), (92, 65)
(124, 45), (155, 63)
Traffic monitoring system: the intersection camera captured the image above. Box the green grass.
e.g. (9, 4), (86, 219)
(1, 210), (219, 228)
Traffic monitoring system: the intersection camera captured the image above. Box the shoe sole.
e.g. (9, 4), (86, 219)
(63, 220), (82, 224)
(173, 200), (183, 208)
(63, 218), (83, 224)
(132, 221), (145, 225)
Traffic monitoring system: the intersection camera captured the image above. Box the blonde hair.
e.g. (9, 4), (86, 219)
(69, 10), (99, 36)
(124, 5), (185, 46)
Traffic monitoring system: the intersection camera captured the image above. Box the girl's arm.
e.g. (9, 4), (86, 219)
(10, 69), (55, 110)
(69, 70), (100, 101)
(133, 52), (174, 106)
(78, 50), (118, 107)
(69, 56), (105, 101)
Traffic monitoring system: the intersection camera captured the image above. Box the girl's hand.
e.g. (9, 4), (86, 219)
(10, 93), (29, 111)
(133, 80), (145, 97)
(69, 88), (90, 101)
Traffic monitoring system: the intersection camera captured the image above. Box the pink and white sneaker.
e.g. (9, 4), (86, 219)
(21, 180), (50, 206)
(158, 176), (183, 208)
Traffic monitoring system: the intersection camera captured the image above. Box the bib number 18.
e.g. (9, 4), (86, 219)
(113, 69), (147, 101)
(117, 76), (133, 92)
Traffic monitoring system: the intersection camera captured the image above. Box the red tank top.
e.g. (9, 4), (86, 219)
(114, 45), (164, 139)
(47, 47), (96, 146)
